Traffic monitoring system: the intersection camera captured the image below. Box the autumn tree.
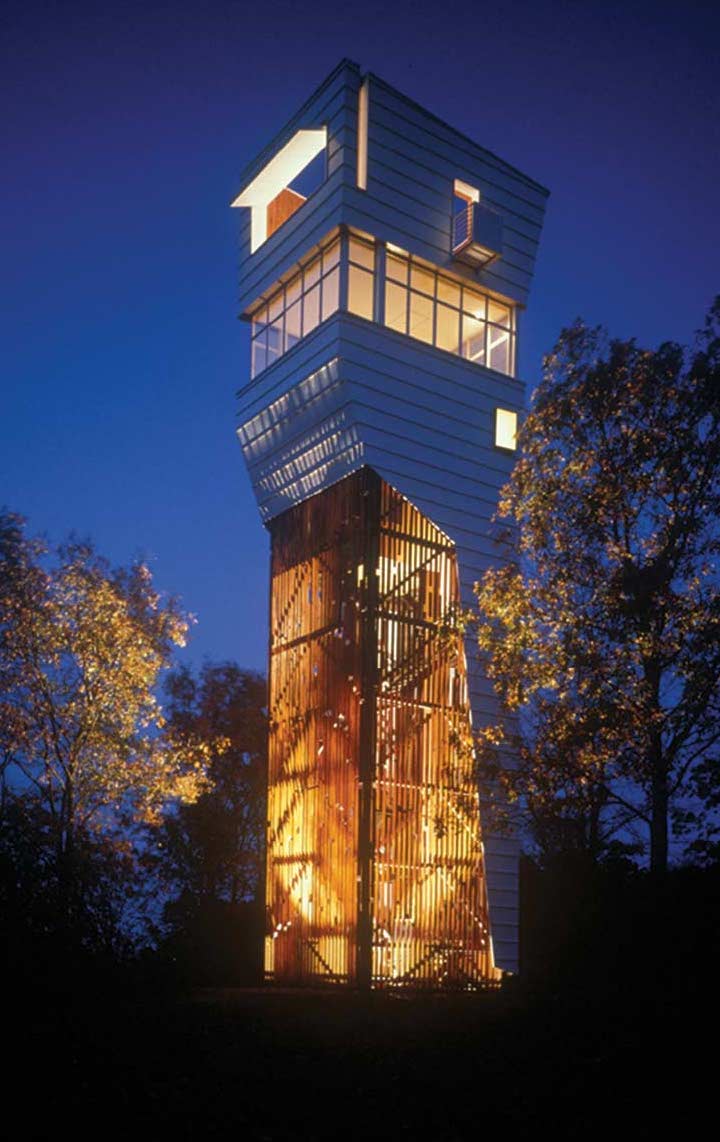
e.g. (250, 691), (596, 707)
(475, 299), (720, 874)
(0, 512), (209, 940)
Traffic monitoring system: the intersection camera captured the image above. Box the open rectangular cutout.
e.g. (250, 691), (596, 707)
(232, 128), (327, 252)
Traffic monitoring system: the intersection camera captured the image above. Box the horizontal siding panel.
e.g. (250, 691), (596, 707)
(367, 132), (545, 252)
(237, 321), (341, 418)
(244, 404), (356, 484)
(239, 375), (345, 453)
(342, 194), (531, 303)
(482, 829), (522, 856)
(369, 77), (548, 206)
(354, 169), (538, 278)
(234, 60), (360, 193)
(368, 114), (546, 232)
(339, 318), (526, 402)
(239, 315), (527, 426)
(368, 144), (544, 254)
(346, 373), (522, 442)
(361, 448), (510, 525)
(238, 181), (346, 313)
(484, 854), (522, 877)
(357, 424), (514, 508)
(348, 394), (519, 469)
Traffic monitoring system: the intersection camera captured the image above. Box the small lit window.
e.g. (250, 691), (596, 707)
(495, 408), (517, 451)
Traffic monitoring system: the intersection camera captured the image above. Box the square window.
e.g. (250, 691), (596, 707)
(488, 299), (511, 328)
(385, 282), (408, 333)
(409, 291), (433, 344)
(303, 285), (320, 334)
(462, 288), (486, 321)
(435, 303), (460, 354)
(488, 327), (511, 374)
(323, 238), (341, 273)
(322, 267), (339, 320)
(285, 301), (301, 351)
(410, 264), (434, 296)
(285, 273), (302, 309)
(495, 408), (517, 451)
(349, 236), (375, 270)
(386, 253), (409, 285)
(348, 265), (374, 320)
(461, 313), (485, 363)
(251, 331), (268, 378)
(437, 276), (461, 307)
(303, 257), (321, 290)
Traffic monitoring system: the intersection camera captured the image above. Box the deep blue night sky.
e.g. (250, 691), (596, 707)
(2, 0), (718, 674)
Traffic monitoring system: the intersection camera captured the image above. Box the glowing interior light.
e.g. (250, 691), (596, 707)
(495, 407), (518, 451)
(231, 128), (328, 252)
(453, 178), (480, 204)
(357, 79), (368, 190)
(264, 470), (500, 990)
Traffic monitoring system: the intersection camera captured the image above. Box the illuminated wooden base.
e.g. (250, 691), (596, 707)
(264, 467), (499, 989)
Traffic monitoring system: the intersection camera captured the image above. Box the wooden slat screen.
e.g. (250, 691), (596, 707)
(266, 467), (500, 988)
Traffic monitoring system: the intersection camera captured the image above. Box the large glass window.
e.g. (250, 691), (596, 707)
(383, 250), (515, 376)
(250, 236), (340, 378)
(249, 232), (515, 381)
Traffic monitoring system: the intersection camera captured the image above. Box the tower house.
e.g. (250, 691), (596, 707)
(232, 60), (549, 986)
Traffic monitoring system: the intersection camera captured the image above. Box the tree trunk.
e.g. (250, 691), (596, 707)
(58, 778), (77, 939)
(649, 760), (668, 877)
(587, 780), (608, 862)
(647, 662), (668, 877)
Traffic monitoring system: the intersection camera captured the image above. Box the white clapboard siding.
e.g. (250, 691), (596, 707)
(234, 61), (548, 316)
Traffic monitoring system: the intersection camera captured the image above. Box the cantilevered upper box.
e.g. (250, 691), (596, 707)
(232, 59), (549, 977)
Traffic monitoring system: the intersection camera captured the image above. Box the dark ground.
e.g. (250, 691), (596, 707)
(9, 860), (719, 1140)
(13, 969), (714, 1139)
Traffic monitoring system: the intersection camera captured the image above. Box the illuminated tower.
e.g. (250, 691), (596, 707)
(232, 61), (548, 987)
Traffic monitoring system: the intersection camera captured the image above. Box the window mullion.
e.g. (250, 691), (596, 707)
(339, 231), (349, 312)
(374, 242), (386, 325)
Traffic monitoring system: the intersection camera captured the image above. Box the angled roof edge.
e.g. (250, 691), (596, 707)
(366, 71), (550, 199)
(231, 58), (360, 203)
(232, 58), (549, 208)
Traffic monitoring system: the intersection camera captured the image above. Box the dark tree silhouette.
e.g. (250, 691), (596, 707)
(150, 662), (267, 983)
(475, 299), (720, 873)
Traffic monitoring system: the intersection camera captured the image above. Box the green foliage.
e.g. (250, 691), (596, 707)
(475, 299), (720, 869)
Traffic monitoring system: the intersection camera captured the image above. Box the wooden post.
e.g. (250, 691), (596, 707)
(356, 469), (380, 989)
